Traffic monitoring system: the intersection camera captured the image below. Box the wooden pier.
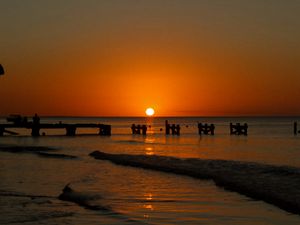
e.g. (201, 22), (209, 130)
(0, 116), (111, 136)
(198, 123), (215, 135)
(165, 120), (180, 135)
(131, 124), (147, 135)
(2, 115), (299, 137)
(230, 123), (248, 135)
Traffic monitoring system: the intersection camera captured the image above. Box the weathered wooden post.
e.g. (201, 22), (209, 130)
(198, 123), (215, 135)
(0, 64), (4, 76)
(171, 124), (176, 135)
(236, 123), (241, 134)
(176, 124), (180, 135)
(99, 124), (111, 136)
(294, 122), (298, 135)
(211, 124), (215, 135)
(66, 125), (76, 136)
(230, 123), (248, 135)
(136, 125), (141, 134)
(31, 126), (40, 137)
(165, 120), (170, 135)
(165, 120), (180, 135)
(230, 123), (233, 134)
(0, 126), (4, 136)
(243, 123), (248, 135)
(105, 125), (111, 136)
(31, 113), (41, 137)
(142, 125), (147, 135)
(131, 124), (136, 134)
(198, 123), (202, 135)
(131, 124), (147, 135)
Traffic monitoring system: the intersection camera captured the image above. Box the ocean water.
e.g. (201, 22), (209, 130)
(1, 116), (300, 224)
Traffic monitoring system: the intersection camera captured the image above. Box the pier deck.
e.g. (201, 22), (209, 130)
(0, 122), (111, 136)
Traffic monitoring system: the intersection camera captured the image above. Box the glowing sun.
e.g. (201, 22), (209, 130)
(145, 107), (155, 116)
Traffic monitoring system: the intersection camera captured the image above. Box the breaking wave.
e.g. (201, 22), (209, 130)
(89, 150), (300, 215)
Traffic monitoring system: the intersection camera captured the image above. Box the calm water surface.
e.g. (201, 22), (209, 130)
(1, 117), (300, 224)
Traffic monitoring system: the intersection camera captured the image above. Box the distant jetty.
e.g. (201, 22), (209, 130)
(0, 115), (111, 136)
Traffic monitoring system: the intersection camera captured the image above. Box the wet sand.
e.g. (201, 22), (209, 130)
(0, 145), (77, 159)
(90, 150), (300, 215)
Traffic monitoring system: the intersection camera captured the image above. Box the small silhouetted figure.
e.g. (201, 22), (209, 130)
(0, 64), (4, 75)
(294, 122), (298, 135)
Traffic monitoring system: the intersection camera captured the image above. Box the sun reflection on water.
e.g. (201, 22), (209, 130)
(144, 193), (153, 201)
(142, 193), (154, 219)
(143, 204), (154, 210)
(145, 147), (154, 155)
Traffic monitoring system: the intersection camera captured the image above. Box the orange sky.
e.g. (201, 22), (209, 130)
(1, 0), (300, 116)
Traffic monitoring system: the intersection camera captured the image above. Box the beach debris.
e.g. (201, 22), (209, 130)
(58, 184), (109, 211)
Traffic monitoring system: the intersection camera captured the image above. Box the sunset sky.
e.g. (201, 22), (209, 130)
(0, 0), (300, 116)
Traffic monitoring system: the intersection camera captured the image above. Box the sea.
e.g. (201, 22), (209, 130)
(1, 116), (300, 225)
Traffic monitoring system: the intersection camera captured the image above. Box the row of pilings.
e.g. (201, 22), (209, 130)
(131, 120), (248, 136)
(1, 116), (300, 137)
(131, 120), (300, 136)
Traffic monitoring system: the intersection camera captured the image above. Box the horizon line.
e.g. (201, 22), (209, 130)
(1, 115), (300, 118)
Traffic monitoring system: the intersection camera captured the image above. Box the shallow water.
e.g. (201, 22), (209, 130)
(1, 117), (300, 224)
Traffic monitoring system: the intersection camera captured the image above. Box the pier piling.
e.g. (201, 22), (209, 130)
(198, 123), (215, 135)
(230, 123), (248, 135)
(131, 124), (147, 135)
(294, 122), (298, 135)
(165, 120), (180, 135)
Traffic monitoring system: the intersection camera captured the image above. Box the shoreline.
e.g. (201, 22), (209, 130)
(0, 145), (77, 159)
(90, 151), (300, 215)
(2, 144), (300, 215)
